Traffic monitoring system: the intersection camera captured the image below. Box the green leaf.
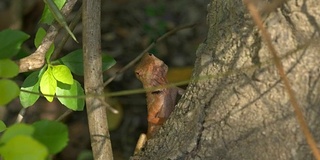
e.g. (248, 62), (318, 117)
(58, 49), (83, 75)
(107, 104), (123, 131)
(40, 0), (66, 24)
(102, 54), (117, 72)
(0, 120), (6, 132)
(20, 71), (41, 108)
(0, 135), (48, 160)
(34, 27), (55, 63)
(56, 80), (84, 111)
(45, 45), (55, 64)
(44, 0), (78, 42)
(32, 120), (68, 154)
(14, 48), (30, 60)
(52, 65), (73, 84)
(0, 79), (20, 105)
(40, 67), (57, 102)
(0, 123), (34, 144)
(58, 49), (116, 76)
(34, 28), (45, 48)
(0, 29), (30, 59)
(77, 150), (93, 160)
(0, 59), (19, 78)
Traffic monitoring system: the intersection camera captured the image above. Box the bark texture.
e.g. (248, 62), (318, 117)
(83, 0), (113, 159)
(133, 0), (320, 159)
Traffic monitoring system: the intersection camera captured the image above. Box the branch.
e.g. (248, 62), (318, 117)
(17, 0), (78, 73)
(83, 0), (113, 159)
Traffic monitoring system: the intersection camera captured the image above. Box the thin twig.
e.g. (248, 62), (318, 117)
(15, 108), (26, 123)
(51, 5), (82, 60)
(243, 0), (320, 159)
(56, 109), (72, 121)
(103, 23), (199, 87)
(100, 97), (119, 114)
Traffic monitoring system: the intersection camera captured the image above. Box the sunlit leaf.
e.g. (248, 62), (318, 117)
(40, 67), (57, 102)
(0, 29), (30, 59)
(58, 49), (116, 76)
(56, 80), (84, 111)
(0, 135), (48, 160)
(52, 65), (73, 85)
(0, 123), (34, 144)
(32, 120), (68, 154)
(58, 49), (83, 75)
(0, 79), (20, 105)
(0, 59), (19, 78)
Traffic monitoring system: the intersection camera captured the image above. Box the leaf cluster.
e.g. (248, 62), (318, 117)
(0, 120), (68, 160)
(0, 29), (29, 105)
(0, 0), (117, 159)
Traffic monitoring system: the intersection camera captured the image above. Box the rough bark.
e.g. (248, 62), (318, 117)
(132, 0), (320, 159)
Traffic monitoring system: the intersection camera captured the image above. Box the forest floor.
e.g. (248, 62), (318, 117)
(0, 0), (209, 159)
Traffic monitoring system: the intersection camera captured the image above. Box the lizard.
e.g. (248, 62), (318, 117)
(135, 53), (184, 139)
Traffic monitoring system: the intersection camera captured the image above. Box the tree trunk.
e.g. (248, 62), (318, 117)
(133, 0), (320, 159)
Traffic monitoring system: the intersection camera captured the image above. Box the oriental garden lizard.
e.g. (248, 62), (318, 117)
(134, 53), (184, 153)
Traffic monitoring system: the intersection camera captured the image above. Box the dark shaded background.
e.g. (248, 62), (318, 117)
(0, 0), (209, 159)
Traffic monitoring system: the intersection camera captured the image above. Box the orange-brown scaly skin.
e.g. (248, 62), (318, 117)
(135, 53), (179, 138)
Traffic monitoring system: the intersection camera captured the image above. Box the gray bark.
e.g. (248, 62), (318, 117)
(133, 0), (320, 159)
(83, 0), (113, 159)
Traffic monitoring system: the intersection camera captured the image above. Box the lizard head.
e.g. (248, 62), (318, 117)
(135, 53), (168, 85)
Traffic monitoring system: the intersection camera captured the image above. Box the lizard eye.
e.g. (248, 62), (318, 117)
(151, 90), (162, 94)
